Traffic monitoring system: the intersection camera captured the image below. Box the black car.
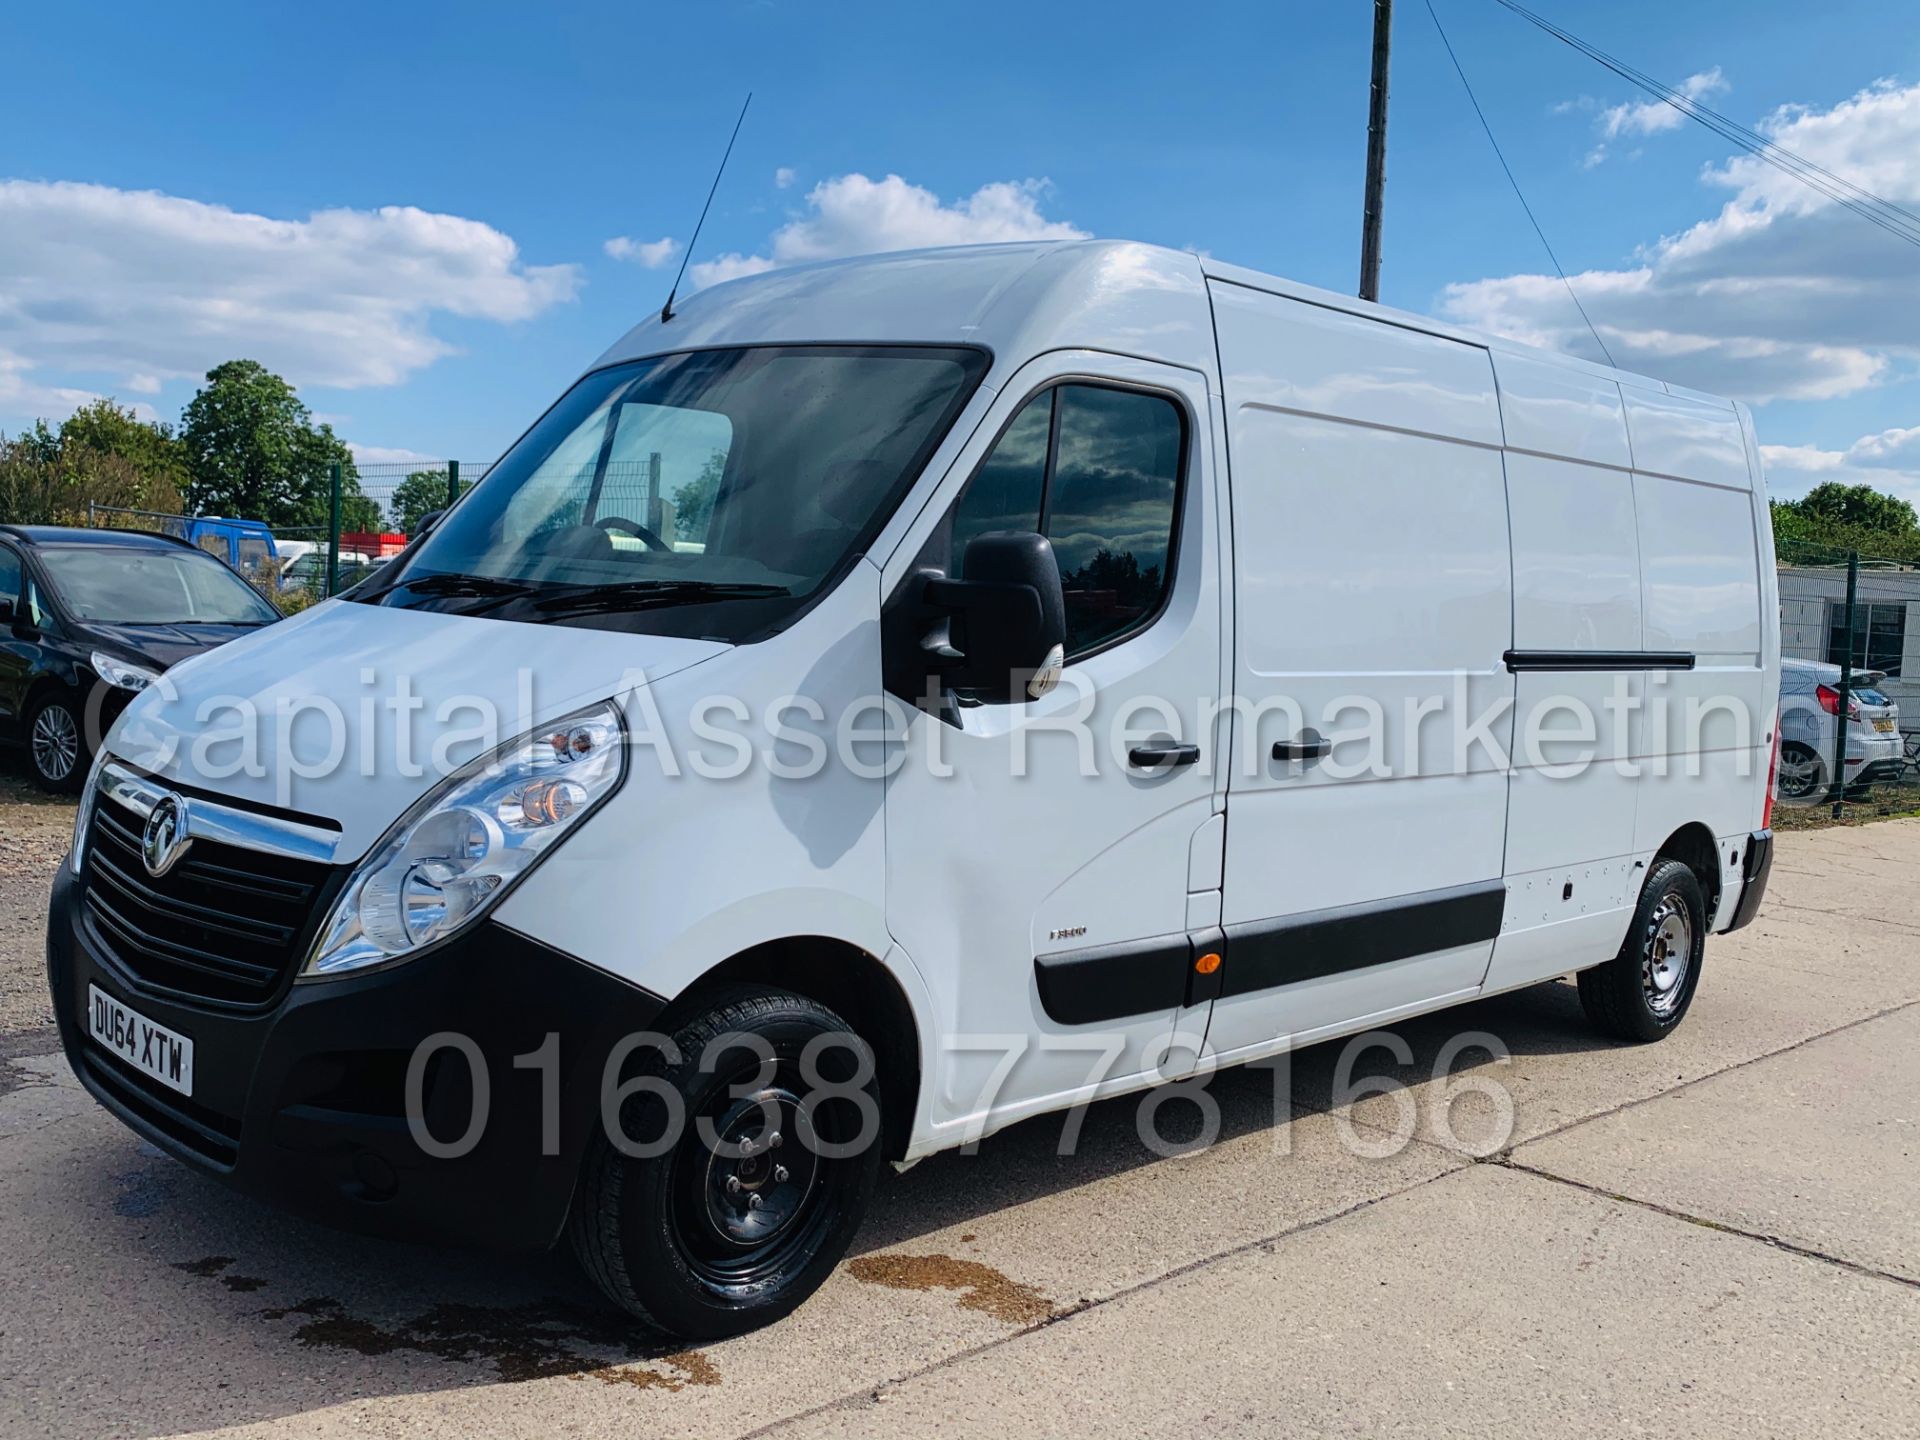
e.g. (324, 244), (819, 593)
(0, 525), (281, 792)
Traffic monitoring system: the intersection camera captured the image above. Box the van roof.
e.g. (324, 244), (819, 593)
(593, 238), (1735, 412)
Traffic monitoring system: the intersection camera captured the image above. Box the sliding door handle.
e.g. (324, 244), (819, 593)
(1272, 733), (1331, 762)
(1129, 741), (1201, 770)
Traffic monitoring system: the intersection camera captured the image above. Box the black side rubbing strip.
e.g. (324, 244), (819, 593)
(1504, 650), (1696, 673)
(1218, 880), (1506, 999)
(1034, 934), (1191, 1026)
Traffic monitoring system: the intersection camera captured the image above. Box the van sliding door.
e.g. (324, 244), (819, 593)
(1203, 282), (1516, 1062)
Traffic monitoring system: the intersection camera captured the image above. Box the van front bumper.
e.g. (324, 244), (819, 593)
(47, 862), (666, 1251)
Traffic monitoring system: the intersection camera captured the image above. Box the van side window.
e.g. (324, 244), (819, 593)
(948, 383), (1184, 659)
(952, 391), (1050, 568)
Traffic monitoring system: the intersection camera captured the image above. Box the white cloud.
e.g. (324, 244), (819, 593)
(689, 173), (1088, 289)
(125, 372), (161, 395)
(774, 166), (797, 189)
(1763, 425), (1920, 502)
(1582, 68), (1728, 165)
(348, 442), (441, 466)
(0, 350), (114, 426)
(603, 234), (677, 268)
(1441, 80), (1920, 403)
(0, 180), (580, 418)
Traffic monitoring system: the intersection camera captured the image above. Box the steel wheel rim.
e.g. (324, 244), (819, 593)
(1642, 895), (1693, 1017)
(671, 1073), (835, 1295)
(31, 704), (79, 782)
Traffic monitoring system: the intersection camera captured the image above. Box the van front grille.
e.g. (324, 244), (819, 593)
(82, 800), (332, 1010)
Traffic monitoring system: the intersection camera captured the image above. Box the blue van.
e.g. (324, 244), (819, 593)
(162, 517), (278, 579)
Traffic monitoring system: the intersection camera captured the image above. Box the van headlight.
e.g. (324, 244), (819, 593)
(303, 701), (626, 979)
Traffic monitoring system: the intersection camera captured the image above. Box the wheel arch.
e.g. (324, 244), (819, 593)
(1652, 822), (1721, 924)
(665, 936), (925, 1163)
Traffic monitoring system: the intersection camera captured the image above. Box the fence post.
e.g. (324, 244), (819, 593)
(446, 458), (460, 510)
(326, 461), (343, 598)
(1830, 548), (1859, 816)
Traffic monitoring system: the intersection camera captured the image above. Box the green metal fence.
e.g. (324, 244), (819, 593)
(84, 460), (494, 607)
(1776, 536), (1920, 820)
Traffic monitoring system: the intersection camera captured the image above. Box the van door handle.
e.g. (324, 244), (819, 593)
(1129, 741), (1200, 770)
(1272, 734), (1331, 761)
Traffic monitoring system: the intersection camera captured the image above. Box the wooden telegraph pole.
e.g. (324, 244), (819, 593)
(1359, 0), (1393, 302)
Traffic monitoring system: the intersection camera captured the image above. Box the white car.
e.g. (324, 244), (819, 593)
(1777, 656), (1902, 800)
(50, 240), (1779, 1339)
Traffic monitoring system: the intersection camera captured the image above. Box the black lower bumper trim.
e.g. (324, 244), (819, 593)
(1725, 829), (1773, 932)
(1220, 880), (1506, 997)
(49, 863), (666, 1251)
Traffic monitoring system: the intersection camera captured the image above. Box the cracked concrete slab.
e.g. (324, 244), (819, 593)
(771, 1165), (1920, 1440)
(1513, 1004), (1920, 1285)
(0, 1051), (1458, 1439)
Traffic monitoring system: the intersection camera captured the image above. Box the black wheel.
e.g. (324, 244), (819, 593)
(1775, 742), (1826, 803)
(570, 986), (883, 1339)
(25, 692), (87, 794)
(1578, 859), (1707, 1043)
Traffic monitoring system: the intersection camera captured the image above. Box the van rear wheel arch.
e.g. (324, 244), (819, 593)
(1652, 821), (1721, 925)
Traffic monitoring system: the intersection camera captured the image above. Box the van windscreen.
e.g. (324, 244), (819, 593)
(365, 344), (987, 639)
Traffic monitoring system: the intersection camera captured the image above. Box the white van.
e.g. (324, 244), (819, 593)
(48, 240), (1780, 1338)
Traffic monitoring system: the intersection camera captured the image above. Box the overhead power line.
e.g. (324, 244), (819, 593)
(1423, 0), (1616, 366)
(1489, 0), (1920, 250)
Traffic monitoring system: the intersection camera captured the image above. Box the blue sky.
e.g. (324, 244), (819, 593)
(2, 0), (1917, 499)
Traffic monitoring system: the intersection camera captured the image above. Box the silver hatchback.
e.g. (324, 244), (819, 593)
(1777, 657), (1903, 801)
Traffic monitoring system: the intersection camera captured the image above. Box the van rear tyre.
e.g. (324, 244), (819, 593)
(569, 986), (883, 1340)
(1578, 859), (1707, 1043)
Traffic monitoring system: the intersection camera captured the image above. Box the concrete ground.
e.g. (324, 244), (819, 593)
(0, 760), (1915, 1437)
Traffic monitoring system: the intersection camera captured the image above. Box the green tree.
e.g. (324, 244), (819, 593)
(179, 359), (373, 530)
(1772, 482), (1920, 564)
(671, 448), (727, 541)
(389, 467), (458, 535)
(1788, 481), (1919, 539)
(0, 429), (177, 527)
(58, 398), (189, 507)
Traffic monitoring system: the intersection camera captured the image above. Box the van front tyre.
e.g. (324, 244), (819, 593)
(1578, 859), (1707, 1043)
(569, 986), (883, 1340)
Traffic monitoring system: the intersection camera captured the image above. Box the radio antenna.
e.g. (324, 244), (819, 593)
(661, 92), (752, 324)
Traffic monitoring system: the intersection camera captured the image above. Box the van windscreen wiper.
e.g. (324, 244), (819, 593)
(395, 572), (539, 598)
(531, 579), (790, 614)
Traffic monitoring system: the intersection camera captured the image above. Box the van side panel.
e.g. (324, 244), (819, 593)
(1482, 354), (1645, 991)
(1205, 282), (1513, 1056)
(1738, 400), (1784, 841)
(1623, 385), (1769, 883)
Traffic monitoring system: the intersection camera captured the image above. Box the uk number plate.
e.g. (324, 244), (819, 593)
(1872, 716), (1897, 733)
(88, 985), (193, 1097)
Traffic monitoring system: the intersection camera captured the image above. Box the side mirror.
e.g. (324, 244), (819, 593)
(925, 531), (1067, 703)
(415, 509), (446, 537)
(0, 597), (14, 626)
